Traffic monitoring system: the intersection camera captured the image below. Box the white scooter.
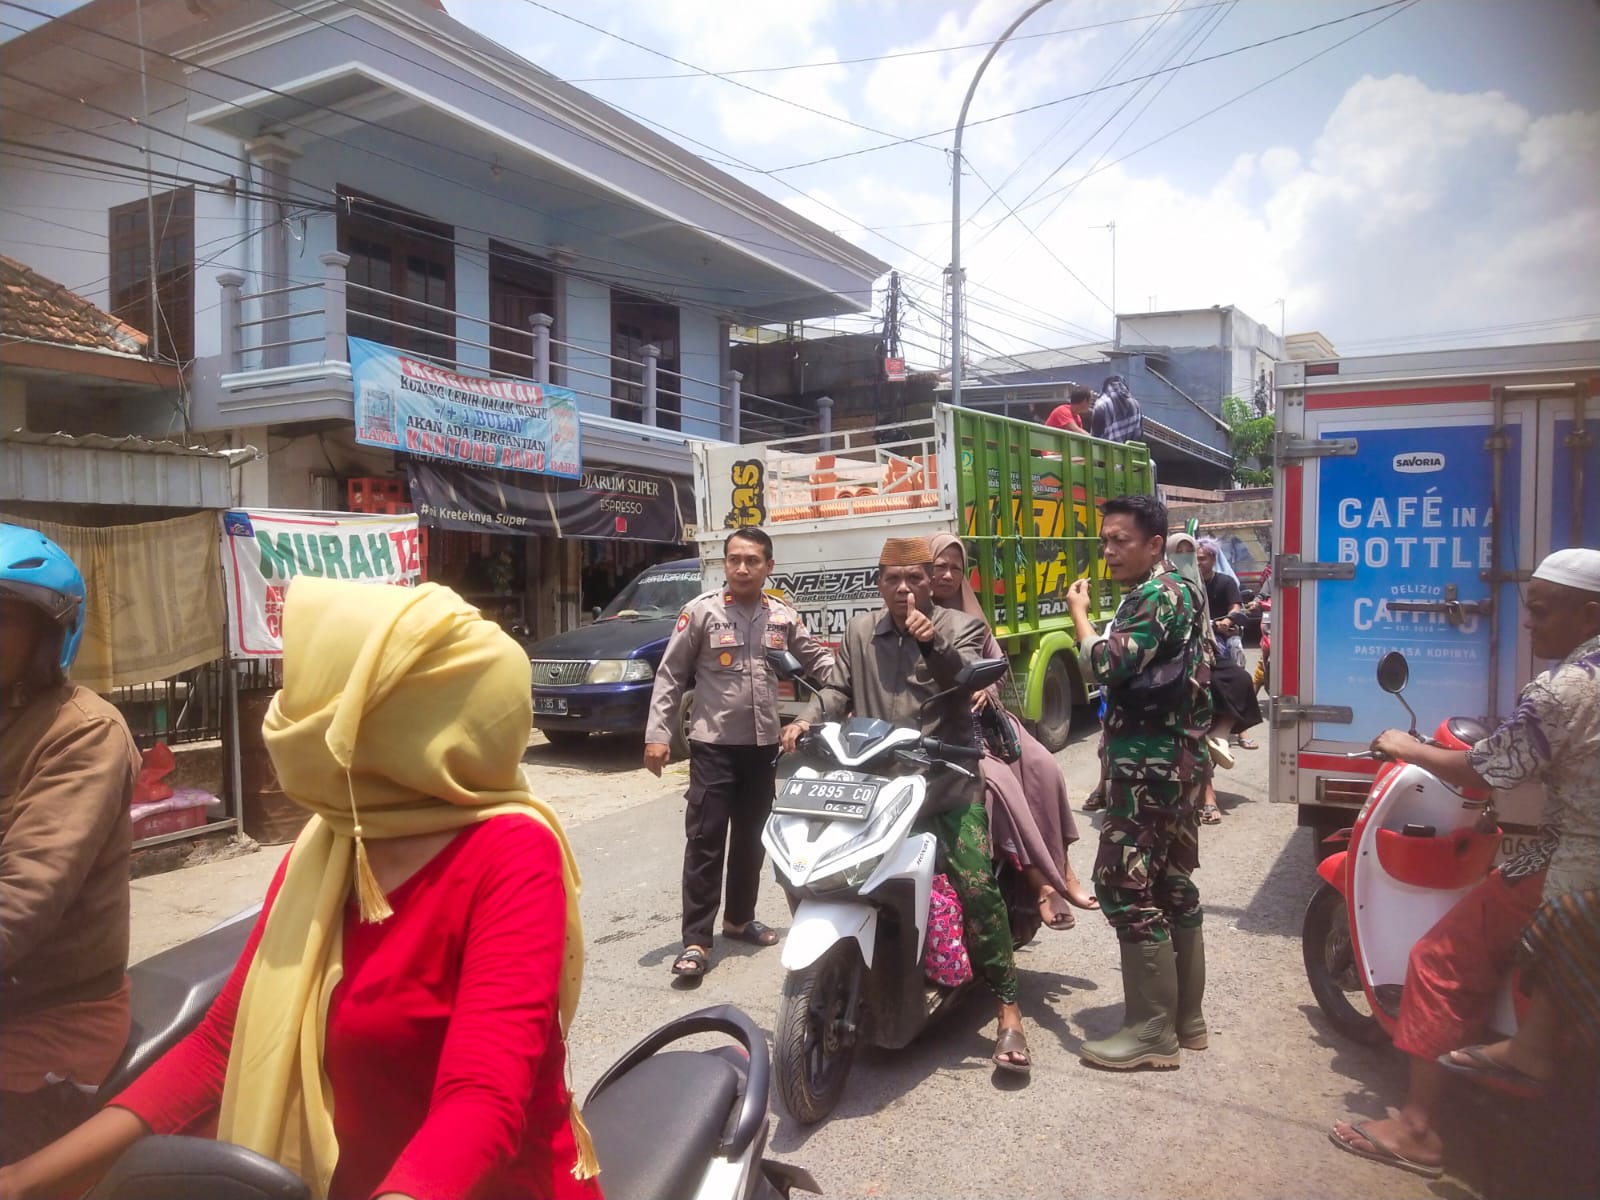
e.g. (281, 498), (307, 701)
(761, 653), (1039, 1125)
(1302, 651), (1535, 1047)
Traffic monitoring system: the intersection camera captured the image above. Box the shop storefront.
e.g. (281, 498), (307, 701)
(347, 335), (696, 641)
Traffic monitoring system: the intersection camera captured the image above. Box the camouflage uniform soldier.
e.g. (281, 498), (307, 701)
(1067, 494), (1212, 1070)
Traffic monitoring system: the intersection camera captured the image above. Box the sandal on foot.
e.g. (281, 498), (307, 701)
(1200, 804), (1223, 825)
(1083, 788), (1107, 812)
(1232, 736), (1259, 750)
(1437, 1045), (1550, 1100)
(992, 1027), (1031, 1074)
(1063, 884), (1100, 911)
(1327, 1121), (1442, 1179)
(671, 947), (709, 978)
(722, 920), (779, 947)
(1039, 890), (1075, 930)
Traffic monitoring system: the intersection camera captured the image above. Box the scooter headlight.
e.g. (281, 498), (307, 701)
(808, 857), (882, 895)
(813, 786), (916, 876)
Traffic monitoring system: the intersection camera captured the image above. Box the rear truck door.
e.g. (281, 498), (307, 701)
(1542, 380), (1599, 557)
(1271, 364), (1539, 831)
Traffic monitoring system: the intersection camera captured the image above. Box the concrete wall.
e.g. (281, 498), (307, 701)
(676, 310), (723, 440)
(1119, 310), (1224, 349)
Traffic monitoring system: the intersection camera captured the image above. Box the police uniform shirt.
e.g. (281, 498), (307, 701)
(645, 589), (835, 748)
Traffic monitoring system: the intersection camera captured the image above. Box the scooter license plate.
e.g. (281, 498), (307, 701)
(774, 778), (879, 820)
(1494, 831), (1543, 865)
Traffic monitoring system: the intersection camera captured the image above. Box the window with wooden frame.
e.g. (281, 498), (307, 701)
(109, 187), (194, 363)
(612, 290), (681, 432)
(487, 241), (554, 379)
(336, 188), (455, 362)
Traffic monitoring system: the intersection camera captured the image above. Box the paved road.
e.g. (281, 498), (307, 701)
(129, 700), (1595, 1199)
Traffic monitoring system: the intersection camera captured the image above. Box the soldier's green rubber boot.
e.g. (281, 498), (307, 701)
(1079, 940), (1182, 1070)
(1174, 924), (1208, 1050)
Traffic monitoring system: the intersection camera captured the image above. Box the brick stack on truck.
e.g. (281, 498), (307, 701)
(1269, 339), (1598, 849)
(691, 405), (1154, 749)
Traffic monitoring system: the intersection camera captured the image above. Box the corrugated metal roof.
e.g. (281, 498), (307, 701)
(0, 430), (259, 508)
(3, 429), (258, 463)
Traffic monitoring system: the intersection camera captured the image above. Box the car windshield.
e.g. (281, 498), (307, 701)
(599, 565), (703, 620)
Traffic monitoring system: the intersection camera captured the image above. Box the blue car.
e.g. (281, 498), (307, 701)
(528, 558), (704, 753)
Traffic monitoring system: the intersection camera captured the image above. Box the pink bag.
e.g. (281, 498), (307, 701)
(922, 873), (973, 988)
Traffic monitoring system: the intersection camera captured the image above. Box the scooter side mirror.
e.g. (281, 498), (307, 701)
(765, 649), (805, 681)
(956, 657), (1008, 691)
(1376, 652), (1409, 695)
(1376, 651), (1419, 734)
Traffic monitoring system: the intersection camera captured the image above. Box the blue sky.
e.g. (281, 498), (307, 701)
(9, 0), (1598, 366)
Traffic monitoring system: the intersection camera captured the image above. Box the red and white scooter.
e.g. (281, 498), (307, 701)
(1302, 651), (1526, 1046)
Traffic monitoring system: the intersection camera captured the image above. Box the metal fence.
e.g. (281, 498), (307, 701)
(111, 658), (280, 749)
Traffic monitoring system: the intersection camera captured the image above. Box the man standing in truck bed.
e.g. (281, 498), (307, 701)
(644, 526), (833, 983)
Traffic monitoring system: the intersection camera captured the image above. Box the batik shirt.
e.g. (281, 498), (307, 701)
(1468, 634), (1600, 897)
(1078, 566), (1212, 783)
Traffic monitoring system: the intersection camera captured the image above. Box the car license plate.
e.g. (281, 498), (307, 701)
(775, 778), (879, 820)
(534, 696), (568, 716)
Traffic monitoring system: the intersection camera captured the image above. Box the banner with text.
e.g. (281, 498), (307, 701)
(1312, 420), (1521, 740)
(220, 509), (424, 658)
(406, 460), (692, 544)
(349, 336), (581, 478)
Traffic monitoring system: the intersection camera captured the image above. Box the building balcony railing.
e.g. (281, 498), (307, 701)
(211, 252), (823, 444)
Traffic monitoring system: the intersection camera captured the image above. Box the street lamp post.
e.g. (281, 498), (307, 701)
(949, 0), (1056, 408)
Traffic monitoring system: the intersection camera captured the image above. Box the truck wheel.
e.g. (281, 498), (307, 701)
(1034, 655), (1075, 752)
(668, 689), (694, 761)
(1302, 882), (1388, 1045)
(774, 943), (862, 1125)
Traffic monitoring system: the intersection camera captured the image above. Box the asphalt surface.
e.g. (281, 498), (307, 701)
(130, 662), (1598, 1199)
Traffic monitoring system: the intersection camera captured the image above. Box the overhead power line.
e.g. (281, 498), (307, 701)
(515, 0), (943, 152)
(564, 2), (1242, 82)
(767, 0), (1414, 173)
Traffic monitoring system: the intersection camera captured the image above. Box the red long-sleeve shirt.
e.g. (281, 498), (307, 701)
(114, 816), (601, 1200)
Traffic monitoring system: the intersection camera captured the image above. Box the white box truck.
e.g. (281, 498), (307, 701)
(1270, 339), (1598, 847)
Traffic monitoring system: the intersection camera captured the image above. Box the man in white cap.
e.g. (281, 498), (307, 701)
(1330, 547), (1600, 1178)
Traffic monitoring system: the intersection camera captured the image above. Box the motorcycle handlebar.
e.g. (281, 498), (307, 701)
(921, 736), (983, 762)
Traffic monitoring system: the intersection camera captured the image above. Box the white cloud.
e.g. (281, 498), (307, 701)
(937, 73), (1600, 362)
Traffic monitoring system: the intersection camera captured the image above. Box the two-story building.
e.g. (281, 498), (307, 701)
(0, 0), (887, 636)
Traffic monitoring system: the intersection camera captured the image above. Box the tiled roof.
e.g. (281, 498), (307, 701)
(0, 254), (149, 357)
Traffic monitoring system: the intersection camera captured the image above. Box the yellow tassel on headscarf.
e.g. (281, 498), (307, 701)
(215, 579), (596, 1195)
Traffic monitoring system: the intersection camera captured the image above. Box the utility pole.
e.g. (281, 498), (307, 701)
(1092, 220), (1116, 323)
(949, 0), (1057, 408)
(1275, 297), (1286, 340)
(882, 270), (903, 360)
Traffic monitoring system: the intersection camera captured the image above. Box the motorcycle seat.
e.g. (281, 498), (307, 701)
(584, 1050), (742, 1200)
(98, 912), (255, 1101)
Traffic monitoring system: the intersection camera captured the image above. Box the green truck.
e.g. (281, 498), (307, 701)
(691, 404), (1155, 748)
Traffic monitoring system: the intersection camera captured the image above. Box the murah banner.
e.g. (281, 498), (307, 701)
(349, 336), (581, 478)
(406, 460), (693, 544)
(220, 509), (424, 657)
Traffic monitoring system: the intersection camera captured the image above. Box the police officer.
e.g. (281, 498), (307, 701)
(644, 527), (834, 980)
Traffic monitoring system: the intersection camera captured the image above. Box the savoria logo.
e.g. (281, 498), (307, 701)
(1392, 452), (1445, 474)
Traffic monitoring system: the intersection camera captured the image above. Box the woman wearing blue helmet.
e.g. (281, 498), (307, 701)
(0, 524), (140, 1165)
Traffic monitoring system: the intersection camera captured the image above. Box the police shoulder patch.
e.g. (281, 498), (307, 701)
(676, 610), (691, 632)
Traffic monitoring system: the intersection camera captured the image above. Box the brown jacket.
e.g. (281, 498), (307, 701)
(0, 683), (138, 1018)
